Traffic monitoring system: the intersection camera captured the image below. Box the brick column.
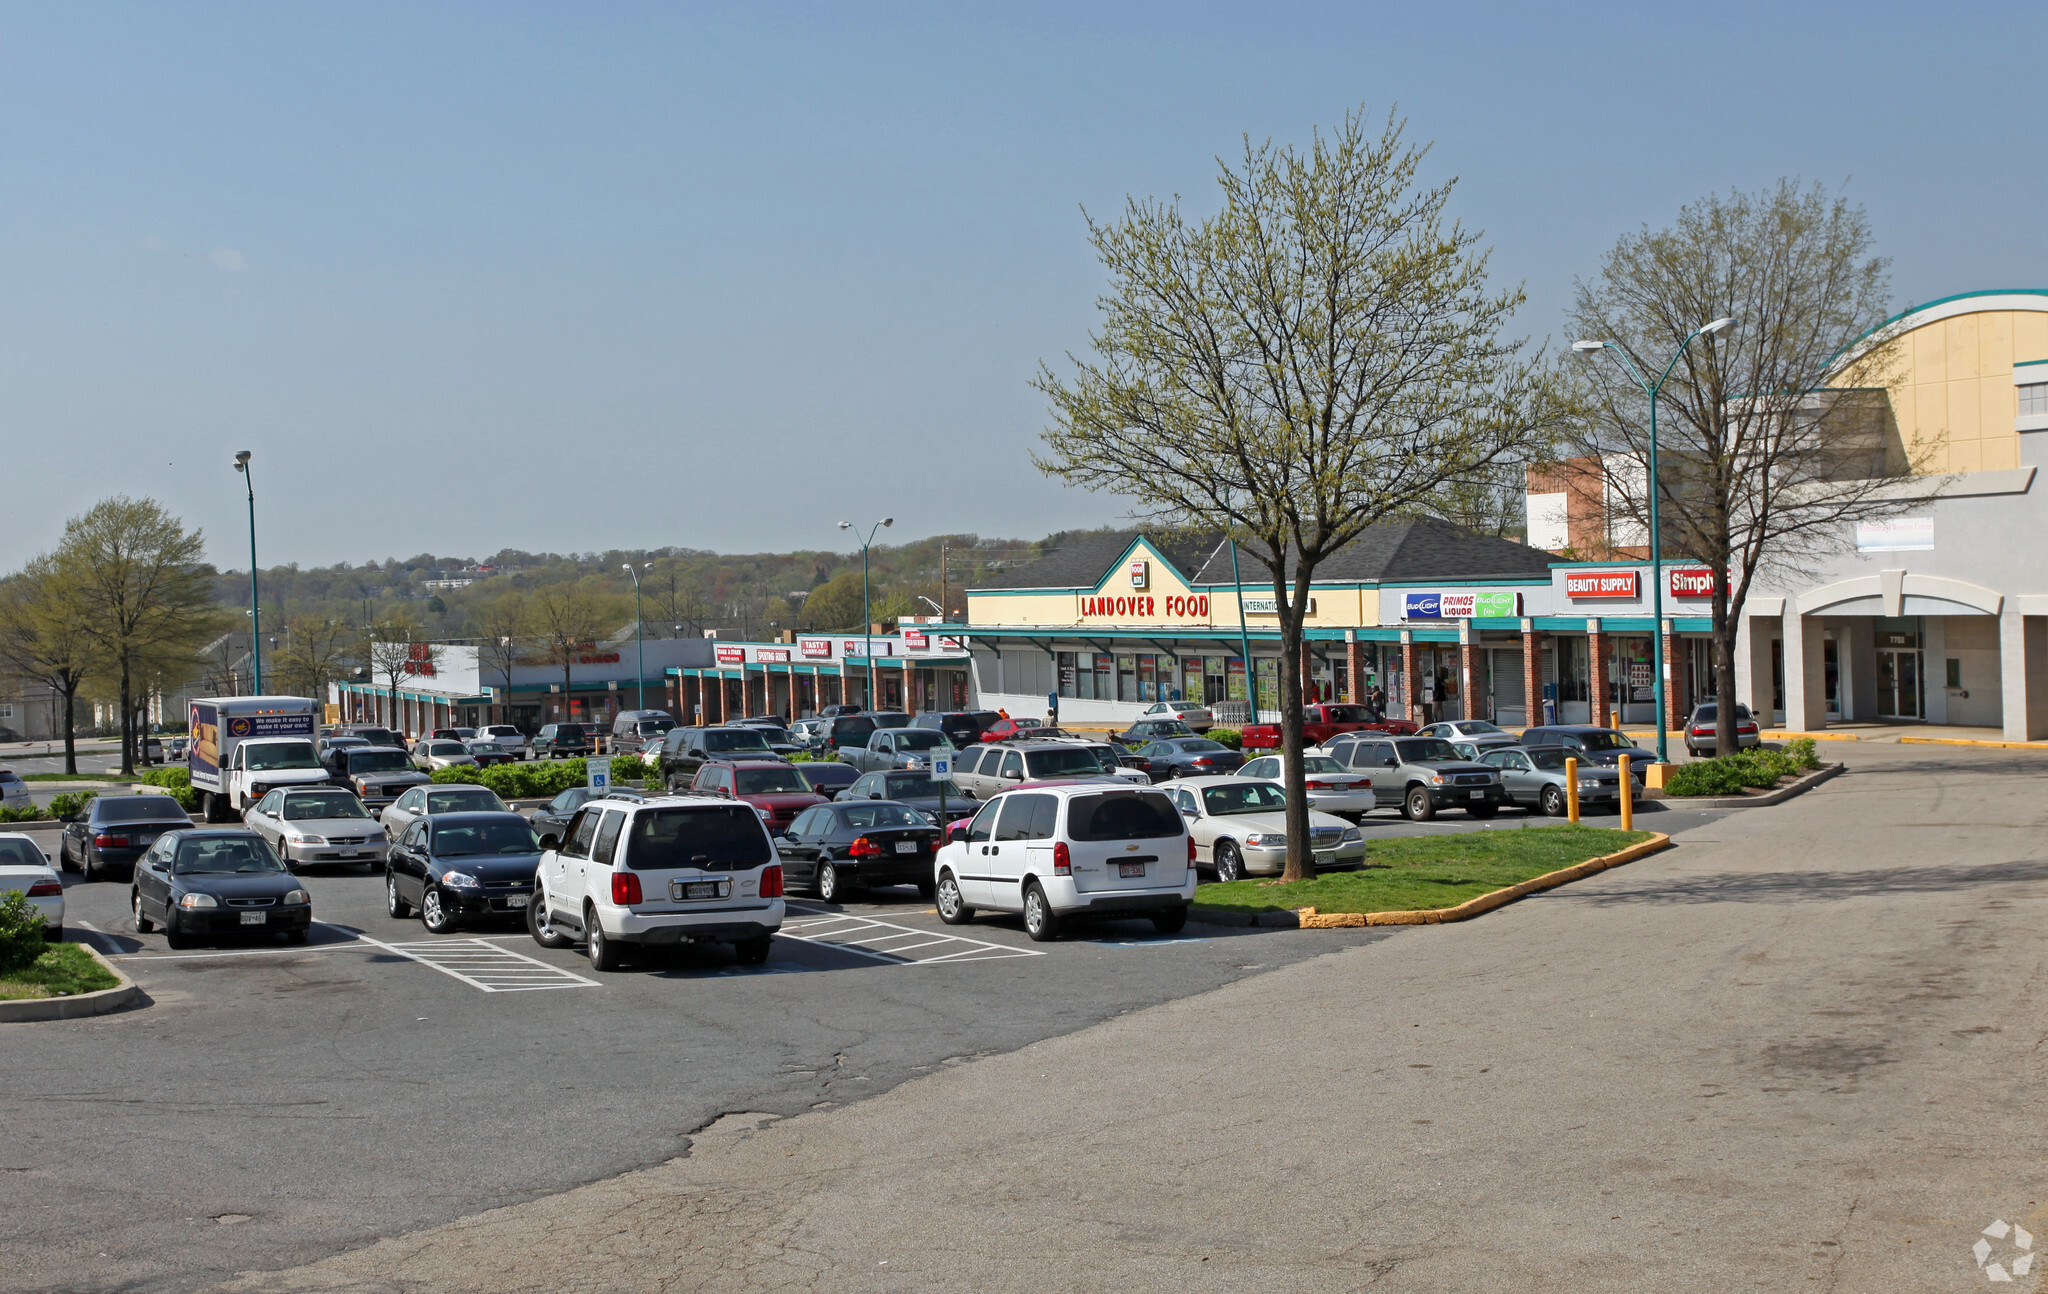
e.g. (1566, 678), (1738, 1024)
(1400, 631), (1418, 724)
(1588, 619), (1611, 729)
(1522, 620), (1541, 728)
(1345, 630), (1362, 705)
(1458, 622), (1477, 722)
(1662, 621), (1681, 735)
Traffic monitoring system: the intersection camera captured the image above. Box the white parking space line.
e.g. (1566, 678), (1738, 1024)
(371, 936), (602, 992)
(778, 907), (1045, 965)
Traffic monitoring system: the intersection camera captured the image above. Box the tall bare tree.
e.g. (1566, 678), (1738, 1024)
(271, 616), (357, 703)
(364, 615), (445, 734)
(0, 556), (102, 773)
(527, 586), (613, 722)
(1037, 108), (1565, 881)
(56, 498), (220, 775)
(1565, 180), (1914, 753)
(470, 593), (533, 728)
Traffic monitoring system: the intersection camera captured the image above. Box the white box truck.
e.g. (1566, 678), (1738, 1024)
(189, 696), (328, 822)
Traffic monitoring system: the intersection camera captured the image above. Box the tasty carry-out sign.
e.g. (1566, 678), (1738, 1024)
(1402, 591), (1522, 619)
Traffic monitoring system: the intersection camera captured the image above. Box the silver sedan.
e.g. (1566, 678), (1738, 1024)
(242, 786), (390, 869)
(378, 784), (511, 841)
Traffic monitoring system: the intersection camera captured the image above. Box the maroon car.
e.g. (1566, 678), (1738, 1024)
(690, 761), (827, 834)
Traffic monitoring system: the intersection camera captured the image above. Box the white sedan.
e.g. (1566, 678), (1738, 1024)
(0, 766), (30, 812)
(1233, 755), (1375, 817)
(1156, 775), (1365, 881)
(242, 786), (390, 870)
(0, 832), (62, 940)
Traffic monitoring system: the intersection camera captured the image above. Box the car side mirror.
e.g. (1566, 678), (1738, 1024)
(868, 792), (883, 800)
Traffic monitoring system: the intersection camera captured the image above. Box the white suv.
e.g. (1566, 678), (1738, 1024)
(932, 784), (1195, 941)
(528, 794), (785, 971)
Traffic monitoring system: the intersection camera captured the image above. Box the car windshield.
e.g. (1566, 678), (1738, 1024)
(1084, 747), (1125, 770)
(840, 804), (926, 830)
(883, 773), (961, 797)
(427, 742), (468, 755)
(1692, 704), (1750, 721)
(173, 836), (286, 874)
(1174, 739), (1228, 753)
(244, 740), (319, 770)
(352, 729), (398, 746)
(1460, 721), (1504, 735)
(555, 725), (589, 738)
(894, 731), (950, 751)
(1395, 738), (1463, 763)
(636, 719), (675, 735)
(1575, 731), (1636, 751)
(0, 839), (42, 865)
(1319, 705), (1375, 723)
(1023, 748), (1108, 777)
(282, 793), (370, 821)
(1067, 791), (1181, 841)
(869, 713), (911, 729)
(626, 806), (771, 872)
(735, 768), (810, 795)
(1202, 782), (1288, 815)
(427, 790), (506, 814)
(482, 727), (521, 739)
(93, 796), (192, 824)
(702, 729), (772, 753)
(1298, 756), (1346, 774)
(798, 765), (857, 788)
(467, 743), (506, 754)
(1530, 750), (1574, 771)
(432, 819), (542, 856)
(348, 751), (413, 773)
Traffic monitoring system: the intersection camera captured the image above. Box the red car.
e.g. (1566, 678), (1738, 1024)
(690, 761), (827, 834)
(1240, 703), (1416, 751)
(978, 717), (1047, 743)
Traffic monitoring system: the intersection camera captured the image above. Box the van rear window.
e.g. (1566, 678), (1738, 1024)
(625, 806), (771, 872)
(1066, 791), (1181, 842)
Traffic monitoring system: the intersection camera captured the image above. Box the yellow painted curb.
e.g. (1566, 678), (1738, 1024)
(1762, 730), (1860, 741)
(1898, 736), (2048, 751)
(1296, 833), (1673, 929)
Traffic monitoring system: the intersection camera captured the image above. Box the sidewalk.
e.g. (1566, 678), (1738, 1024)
(210, 745), (2048, 1294)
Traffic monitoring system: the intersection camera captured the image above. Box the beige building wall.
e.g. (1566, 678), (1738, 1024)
(1836, 307), (2048, 475)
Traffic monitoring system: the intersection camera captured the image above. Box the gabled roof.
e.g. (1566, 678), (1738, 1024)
(970, 519), (1556, 593)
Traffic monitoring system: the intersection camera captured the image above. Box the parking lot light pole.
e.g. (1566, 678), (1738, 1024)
(1572, 316), (1736, 764)
(839, 519), (893, 709)
(622, 563), (651, 710)
(233, 450), (262, 693)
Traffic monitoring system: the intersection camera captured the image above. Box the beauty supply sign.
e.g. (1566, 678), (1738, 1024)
(1564, 571), (1641, 599)
(1402, 591), (1522, 619)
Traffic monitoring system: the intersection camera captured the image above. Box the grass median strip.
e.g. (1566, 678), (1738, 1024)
(1195, 825), (1657, 916)
(0, 943), (121, 1001)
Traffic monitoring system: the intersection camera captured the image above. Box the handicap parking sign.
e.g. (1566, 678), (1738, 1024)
(933, 755), (950, 778)
(587, 756), (612, 791)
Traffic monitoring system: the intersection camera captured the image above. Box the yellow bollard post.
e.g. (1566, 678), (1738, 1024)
(1565, 755), (1580, 823)
(1618, 753), (1633, 831)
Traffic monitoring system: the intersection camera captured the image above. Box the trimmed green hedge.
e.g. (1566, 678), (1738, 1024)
(138, 766), (200, 812)
(1205, 727), (1243, 750)
(0, 891), (48, 973)
(1666, 738), (1821, 797)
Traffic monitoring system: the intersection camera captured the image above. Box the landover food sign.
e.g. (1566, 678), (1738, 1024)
(1402, 591), (1522, 619)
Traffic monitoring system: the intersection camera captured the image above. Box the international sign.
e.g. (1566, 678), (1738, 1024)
(1564, 571), (1640, 599)
(1242, 597), (1315, 615)
(1402, 591), (1522, 619)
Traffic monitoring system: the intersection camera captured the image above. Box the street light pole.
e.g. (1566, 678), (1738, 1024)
(839, 519), (894, 709)
(233, 450), (262, 693)
(1573, 316), (1736, 764)
(622, 563), (650, 710)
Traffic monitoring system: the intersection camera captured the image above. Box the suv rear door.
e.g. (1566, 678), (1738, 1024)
(618, 803), (776, 915)
(1063, 790), (1186, 894)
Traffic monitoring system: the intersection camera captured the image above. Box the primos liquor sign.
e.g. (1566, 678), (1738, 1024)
(1402, 591), (1522, 619)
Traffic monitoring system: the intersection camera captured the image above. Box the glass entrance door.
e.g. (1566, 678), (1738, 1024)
(1875, 649), (1922, 719)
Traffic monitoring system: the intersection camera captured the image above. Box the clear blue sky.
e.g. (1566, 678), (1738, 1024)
(1, 2), (2040, 573)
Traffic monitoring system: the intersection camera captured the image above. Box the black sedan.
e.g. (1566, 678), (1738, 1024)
(1114, 718), (1198, 747)
(776, 800), (942, 902)
(530, 786), (645, 849)
(1130, 737), (1246, 781)
(60, 794), (196, 881)
(833, 770), (977, 825)
(793, 762), (860, 798)
(131, 829), (311, 949)
(384, 811), (546, 933)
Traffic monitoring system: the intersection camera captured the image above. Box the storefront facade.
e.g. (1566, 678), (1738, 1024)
(332, 637), (716, 736)
(662, 626), (973, 724)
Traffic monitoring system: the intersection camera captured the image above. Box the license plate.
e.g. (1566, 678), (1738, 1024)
(1119, 862), (1145, 878)
(672, 880), (726, 901)
(894, 841), (918, 854)
(339, 851), (360, 858)
(507, 894), (530, 908)
(1469, 790), (1485, 799)
(239, 911), (267, 925)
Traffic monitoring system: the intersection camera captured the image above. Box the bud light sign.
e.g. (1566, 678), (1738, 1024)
(1402, 591), (1522, 619)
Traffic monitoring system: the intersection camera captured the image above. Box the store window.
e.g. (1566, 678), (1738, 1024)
(1117, 654), (1137, 702)
(1554, 637), (1589, 703)
(1137, 654), (1158, 702)
(1255, 657), (1279, 714)
(2021, 383), (2048, 417)
(1184, 657), (1205, 704)
(1057, 652), (1078, 700)
(1226, 657), (1247, 702)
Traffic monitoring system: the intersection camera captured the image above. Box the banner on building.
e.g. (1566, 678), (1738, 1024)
(1402, 591), (1522, 619)
(1564, 570), (1640, 599)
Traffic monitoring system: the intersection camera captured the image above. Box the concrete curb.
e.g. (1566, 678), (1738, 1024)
(1898, 735), (2048, 751)
(1188, 833), (1674, 932)
(0, 944), (146, 1023)
(1762, 730), (1860, 741)
(1657, 761), (1845, 810)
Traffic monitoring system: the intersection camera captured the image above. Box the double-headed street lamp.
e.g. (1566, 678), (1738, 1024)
(1572, 316), (1736, 763)
(233, 450), (262, 693)
(622, 562), (652, 710)
(838, 518), (893, 709)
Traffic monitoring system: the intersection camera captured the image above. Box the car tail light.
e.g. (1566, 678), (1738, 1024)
(1187, 835), (1197, 864)
(93, 834), (129, 848)
(1053, 841), (1071, 875)
(759, 865), (784, 898)
(1305, 779), (1332, 790)
(849, 836), (882, 857)
(1690, 727), (1710, 736)
(26, 880), (60, 897)
(610, 871), (642, 905)
(1190, 757), (1214, 766)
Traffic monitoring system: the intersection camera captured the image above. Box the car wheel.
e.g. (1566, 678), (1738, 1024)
(1539, 785), (1567, 817)
(1022, 882), (1061, 942)
(528, 889), (573, 948)
(164, 915), (190, 951)
(385, 872), (412, 918)
(816, 861), (847, 904)
(420, 887), (458, 934)
(1468, 803), (1498, 819)
(585, 908), (623, 972)
(284, 928), (309, 944)
(1151, 906), (1189, 935)
(57, 837), (75, 873)
(1214, 840), (1246, 882)
(935, 871), (974, 925)
(733, 936), (771, 965)
(1403, 787), (1436, 821)
(79, 847), (96, 883)
(132, 889), (153, 933)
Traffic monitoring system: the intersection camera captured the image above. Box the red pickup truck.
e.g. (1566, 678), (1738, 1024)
(1239, 703), (1417, 751)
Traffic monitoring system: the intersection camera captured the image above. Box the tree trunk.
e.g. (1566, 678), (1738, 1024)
(1713, 627), (1739, 755)
(118, 656), (135, 777)
(60, 684), (78, 776)
(562, 653), (573, 722)
(1276, 563), (1312, 883)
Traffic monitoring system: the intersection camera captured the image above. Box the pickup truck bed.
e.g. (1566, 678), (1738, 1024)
(1240, 703), (1417, 751)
